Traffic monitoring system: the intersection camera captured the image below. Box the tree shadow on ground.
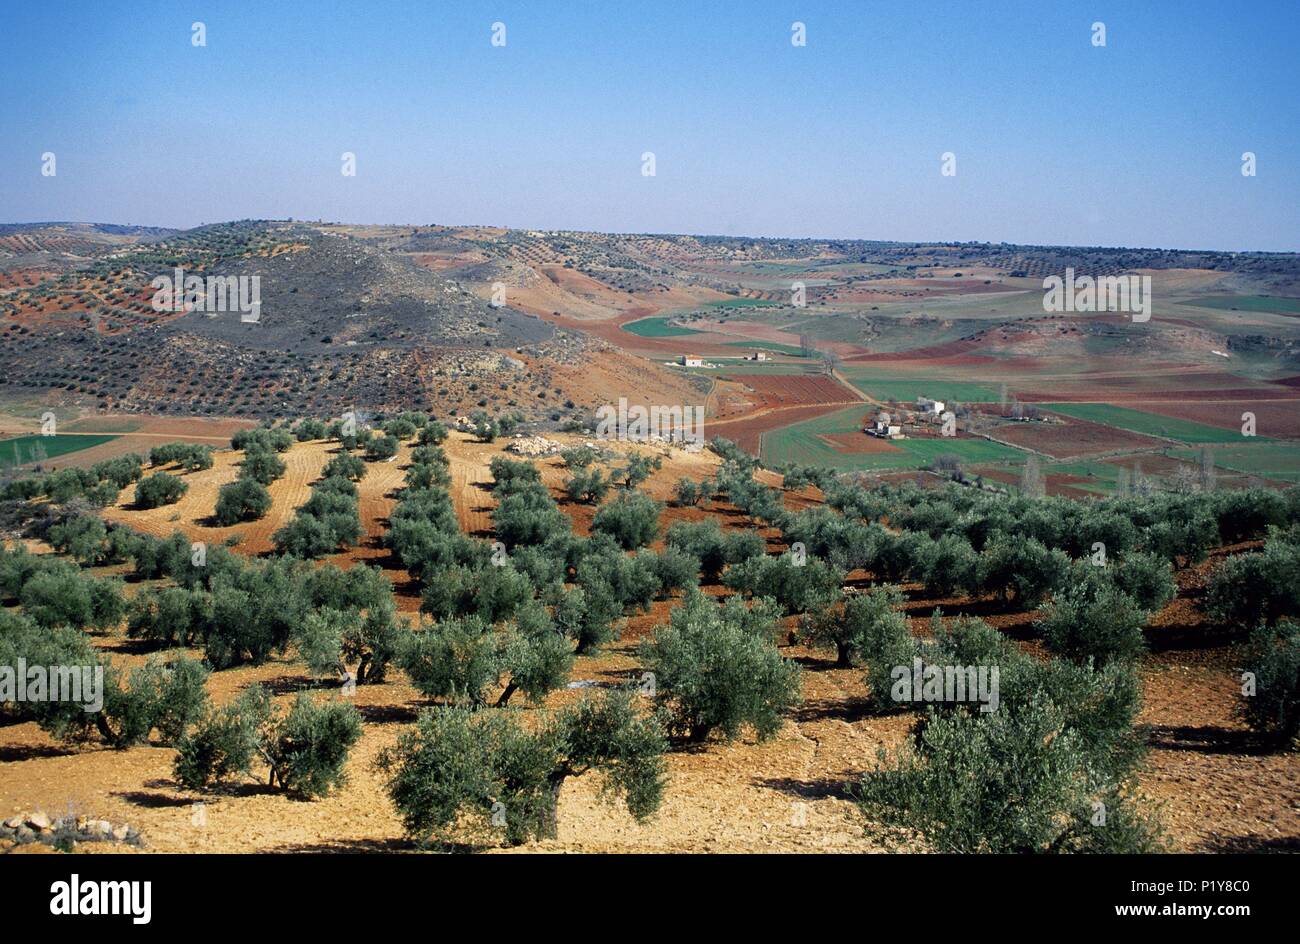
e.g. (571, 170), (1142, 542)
(355, 703), (419, 725)
(754, 773), (857, 802)
(1146, 723), (1260, 755)
(1144, 622), (1241, 653)
(110, 790), (193, 809)
(1202, 834), (1300, 853)
(0, 743), (74, 762)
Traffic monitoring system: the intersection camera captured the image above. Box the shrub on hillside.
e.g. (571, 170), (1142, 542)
(855, 695), (1164, 853)
(134, 471), (188, 509)
(1238, 619), (1300, 749)
(239, 447), (286, 485)
(639, 591), (801, 743)
(377, 691), (666, 846)
(1205, 538), (1300, 630)
(214, 478), (272, 525)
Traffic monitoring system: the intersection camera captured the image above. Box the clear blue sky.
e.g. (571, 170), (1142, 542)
(2, 0), (1296, 250)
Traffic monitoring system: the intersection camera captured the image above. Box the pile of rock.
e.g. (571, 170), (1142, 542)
(1, 811), (143, 852)
(507, 436), (563, 457)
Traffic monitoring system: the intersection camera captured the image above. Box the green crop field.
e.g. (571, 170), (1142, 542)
(622, 316), (702, 337)
(840, 370), (1001, 404)
(1185, 295), (1300, 315)
(1175, 443), (1300, 483)
(760, 405), (1025, 471)
(0, 434), (118, 469)
(1042, 403), (1252, 444)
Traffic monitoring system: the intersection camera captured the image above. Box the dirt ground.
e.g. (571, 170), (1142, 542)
(1, 435), (1296, 854)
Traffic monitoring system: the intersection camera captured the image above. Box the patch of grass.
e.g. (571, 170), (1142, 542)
(0, 434), (119, 469)
(622, 317), (702, 338)
(760, 405), (1025, 471)
(840, 371), (1001, 404)
(1175, 443), (1300, 483)
(1185, 295), (1300, 315)
(1042, 403), (1254, 444)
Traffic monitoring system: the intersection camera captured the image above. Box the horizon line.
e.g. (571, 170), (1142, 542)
(4, 218), (1299, 258)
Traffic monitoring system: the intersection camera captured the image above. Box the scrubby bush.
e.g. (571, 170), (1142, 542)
(134, 471), (188, 509)
(565, 467), (610, 504)
(1205, 538), (1300, 631)
(804, 585), (908, 670)
(976, 535), (1070, 606)
(666, 519), (765, 582)
(592, 491), (663, 550)
(1238, 619), (1300, 749)
(640, 591), (801, 743)
(377, 691), (666, 846)
(239, 447), (286, 485)
(855, 694), (1164, 853)
(400, 615), (501, 706)
(418, 421), (448, 445)
(672, 477), (702, 507)
(322, 451), (366, 482)
(365, 433), (400, 461)
(1037, 577), (1147, 668)
(722, 553), (844, 615)
(174, 686), (359, 798)
(294, 418), (329, 441)
(214, 478), (272, 525)
(264, 694), (362, 797)
(47, 515), (108, 565)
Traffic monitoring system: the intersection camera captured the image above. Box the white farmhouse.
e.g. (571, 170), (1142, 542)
(916, 397), (946, 415)
(680, 354), (704, 367)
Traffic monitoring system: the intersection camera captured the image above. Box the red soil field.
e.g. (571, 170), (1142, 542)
(709, 403), (847, 454)
(992, 415), (1167, 458)
(707, 373), (863, 453)
(819, 432), (903, 454)
(1116, 399), (1300, 438)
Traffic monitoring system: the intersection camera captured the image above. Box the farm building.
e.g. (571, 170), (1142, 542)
(743, 351), (769, 361)
(916, 397), (946, 414)
(679, 354), (704, 367)
(865, 419), (903, 439)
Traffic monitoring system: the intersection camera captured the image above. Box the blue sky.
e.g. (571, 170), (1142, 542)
(2, 0), (1296, 250)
